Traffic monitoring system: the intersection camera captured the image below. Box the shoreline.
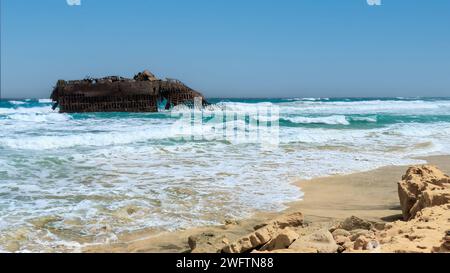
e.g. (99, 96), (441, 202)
(83, 155), (450, 253)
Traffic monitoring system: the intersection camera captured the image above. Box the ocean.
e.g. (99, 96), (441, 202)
(0, 97), (449, 252)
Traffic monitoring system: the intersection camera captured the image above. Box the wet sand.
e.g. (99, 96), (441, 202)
(83, 155), (450, 253)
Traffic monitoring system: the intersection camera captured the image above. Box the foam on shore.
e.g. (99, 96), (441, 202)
(0, 98), (449, 252)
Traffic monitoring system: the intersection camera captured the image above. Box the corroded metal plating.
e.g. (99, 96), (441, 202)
(51, 70), (207, 113)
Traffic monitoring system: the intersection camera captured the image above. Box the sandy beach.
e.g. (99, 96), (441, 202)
(83, 155), (450, 253)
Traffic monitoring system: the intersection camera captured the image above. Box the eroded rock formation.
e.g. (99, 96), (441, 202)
(221, 212), (304, 253)
(398, 165), (450, 220)
(186, 165), (450, 254)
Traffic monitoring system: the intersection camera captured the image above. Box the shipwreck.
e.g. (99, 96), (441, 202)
(50, 70), (207, 113)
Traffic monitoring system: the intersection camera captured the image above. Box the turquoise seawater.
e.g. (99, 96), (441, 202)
(0, 97), (449, 252)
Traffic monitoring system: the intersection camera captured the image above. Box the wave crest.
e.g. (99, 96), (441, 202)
(284, 115), (350, 125)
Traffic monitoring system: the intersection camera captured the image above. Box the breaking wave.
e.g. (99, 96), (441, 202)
(1, 97), (450, 252)
(8, 100), (27, 105)
(283, 115), (350, 125)
(350, 116), (378, 123)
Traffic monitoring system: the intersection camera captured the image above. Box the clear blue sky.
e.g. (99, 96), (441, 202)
(1, 0), (449, 99)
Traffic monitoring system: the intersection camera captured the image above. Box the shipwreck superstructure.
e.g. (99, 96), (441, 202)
(50, 70), (207, 113)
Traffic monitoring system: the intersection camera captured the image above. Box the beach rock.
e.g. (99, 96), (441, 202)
(351, 229), (379, 251)
(441, 230), (450, 251)
(223, 212), (303, 253)
(353, 236), (367, 250)
(353, 236), (380, 251)
(252, 248), (316, 254)
(371, 166), (450, 252)
(409, 189), (450, 218)
(288, 229), (339, 253)
(252, 212), (303, 231)
(224, 219), (240, 226)
(373, 222), (387, 231)
(398, 165), (450, 220)
(251, 165), (450, 254)
(334, 235), (351, 246)
(259, 228), (299, 251)
(442, 237), (450, 250)
(338, 216), (373, 231)
(332, 229), (352, 251)
(222, 229), (275, 253)
(376, 205), (450, 253)
(332, 229), (351, 238)
(337, 245), (346, 253)
(350, 230), (375, 241)
(254, 211), (304, 230)
(188, 232), (229, 253)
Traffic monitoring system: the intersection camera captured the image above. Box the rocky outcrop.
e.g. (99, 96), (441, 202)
(222, 212), (303, 253)
(334, 165), (450, 253)
(336, 216), (373, 231)
(186, 165), (450, 254)
(377, 204), (450, 253)
(188, 232), (230, 253)
(443, 230), (450, 251)
(259, 228), (299, 251)
(288, 229), (339, 253)
(398, 165), (450, 220)
(326, 216), (381, 253)
(374, 165), (450, 253)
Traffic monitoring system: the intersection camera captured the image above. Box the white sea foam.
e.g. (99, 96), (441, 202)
(8, 113), (71, 123)
(0, 124), (170, 149)
(285, 115), (350, 125)
(350, 116), (378, 123)
(8, 100), (27, 105)
(0, 106), (69, 126)
(288, 98), (330, 101)
(279, 99), (450, 115)
(0, 106), (54, 115)
(0, 98), (450, 252)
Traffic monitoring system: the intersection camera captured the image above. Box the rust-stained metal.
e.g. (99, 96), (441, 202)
(50, 70), (207, 113)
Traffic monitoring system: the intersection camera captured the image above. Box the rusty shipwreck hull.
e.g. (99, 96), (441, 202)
(50, 70), (207, 113)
